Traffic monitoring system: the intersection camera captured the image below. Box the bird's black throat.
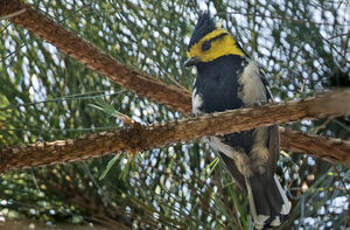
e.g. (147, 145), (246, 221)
(194, 55), (246, 113)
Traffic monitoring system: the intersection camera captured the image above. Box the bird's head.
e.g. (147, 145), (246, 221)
(185, 11), (245, 67)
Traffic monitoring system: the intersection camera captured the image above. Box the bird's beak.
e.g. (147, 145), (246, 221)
(184, 57), (200, 67)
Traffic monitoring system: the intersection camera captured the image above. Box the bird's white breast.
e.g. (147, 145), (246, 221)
(192, 87), (203, 115)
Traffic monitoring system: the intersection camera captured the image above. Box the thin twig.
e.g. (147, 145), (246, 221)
(0, 8), (26, 20)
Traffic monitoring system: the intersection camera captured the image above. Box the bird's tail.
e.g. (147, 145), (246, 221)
(245, 174), (291, 230)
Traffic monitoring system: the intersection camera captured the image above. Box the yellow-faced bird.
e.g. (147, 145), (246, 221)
(185, 12), (291, 229)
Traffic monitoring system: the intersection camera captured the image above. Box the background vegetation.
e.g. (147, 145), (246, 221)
(0, 0), (349, 229)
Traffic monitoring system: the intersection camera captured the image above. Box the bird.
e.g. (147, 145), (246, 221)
(185, 11), (291, 229)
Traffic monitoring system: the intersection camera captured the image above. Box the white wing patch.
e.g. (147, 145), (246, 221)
(238, 61), (267, 105)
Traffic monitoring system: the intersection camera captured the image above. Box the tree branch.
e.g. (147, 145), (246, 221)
(1, 91), (349, 173)
(0, 0), (192, 113)
(280, 127), (350, 163)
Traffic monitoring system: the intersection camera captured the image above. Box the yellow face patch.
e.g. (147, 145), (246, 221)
(187, 28), (245, 62)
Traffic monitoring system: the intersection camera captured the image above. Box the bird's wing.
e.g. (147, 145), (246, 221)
(219, 151), (246, 190)
(259, 70), (274, 102)
(258, 70), (280, 172)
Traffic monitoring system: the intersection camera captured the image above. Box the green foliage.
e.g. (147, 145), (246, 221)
(0, 0), (349, 229)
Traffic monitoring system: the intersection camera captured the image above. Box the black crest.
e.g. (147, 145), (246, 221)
(188, 11), (216, 50)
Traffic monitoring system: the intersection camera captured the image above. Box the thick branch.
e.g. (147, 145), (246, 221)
(280, 127), (350, 163)
(0, 0), (191, 113)
(1, 91), (350, 173)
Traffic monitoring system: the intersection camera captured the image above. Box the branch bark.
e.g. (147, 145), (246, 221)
(280, 127), (350, 163)
(1, 91), (350, 173)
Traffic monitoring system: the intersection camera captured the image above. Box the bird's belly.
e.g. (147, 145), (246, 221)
(192, 79), (254, 154)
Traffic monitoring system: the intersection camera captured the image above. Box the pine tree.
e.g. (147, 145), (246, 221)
(0, 0), (349, 229)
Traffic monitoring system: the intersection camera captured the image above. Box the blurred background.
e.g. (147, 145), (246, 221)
(0, 0), (349, 229)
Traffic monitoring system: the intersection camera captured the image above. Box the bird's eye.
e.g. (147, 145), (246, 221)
(201, 41), (211, 51)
